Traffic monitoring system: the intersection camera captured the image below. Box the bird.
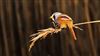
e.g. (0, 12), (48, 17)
(50, 12), (82, 40)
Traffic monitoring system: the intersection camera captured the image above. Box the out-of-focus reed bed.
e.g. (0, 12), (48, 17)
(1, 0), (100, 56)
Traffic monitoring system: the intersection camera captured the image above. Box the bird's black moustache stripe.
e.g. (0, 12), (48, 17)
(53, 15), (56, 20)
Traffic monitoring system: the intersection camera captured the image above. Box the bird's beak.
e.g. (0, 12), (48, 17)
(50, 15), (54, 21)
(50, 15), (53, 19)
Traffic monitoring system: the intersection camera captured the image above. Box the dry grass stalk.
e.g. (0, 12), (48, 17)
(74, 20), (100, 26)
(29, 28), (61, 51)
(28, 20), (100, 52)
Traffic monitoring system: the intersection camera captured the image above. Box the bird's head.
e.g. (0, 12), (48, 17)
(50, 12), (62, 22)
(49, 12), (62, 28)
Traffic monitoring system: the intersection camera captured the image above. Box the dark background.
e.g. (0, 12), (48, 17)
(0, 0), (100, 56)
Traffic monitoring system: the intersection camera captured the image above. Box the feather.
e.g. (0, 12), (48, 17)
(69, 27), (77, 40)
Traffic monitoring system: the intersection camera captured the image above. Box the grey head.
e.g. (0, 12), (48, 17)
(50, 12), (62, 21)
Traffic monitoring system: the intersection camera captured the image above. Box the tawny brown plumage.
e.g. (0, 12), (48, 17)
(58, 15), (76, 40)
(50, 12), (77, 40)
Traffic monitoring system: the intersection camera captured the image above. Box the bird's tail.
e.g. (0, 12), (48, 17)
(69, 27), (77, 40)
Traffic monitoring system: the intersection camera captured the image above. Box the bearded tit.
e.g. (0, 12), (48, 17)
(50, 12), (80, 40)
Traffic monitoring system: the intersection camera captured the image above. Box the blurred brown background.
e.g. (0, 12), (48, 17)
(0, 0), (100, 56)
